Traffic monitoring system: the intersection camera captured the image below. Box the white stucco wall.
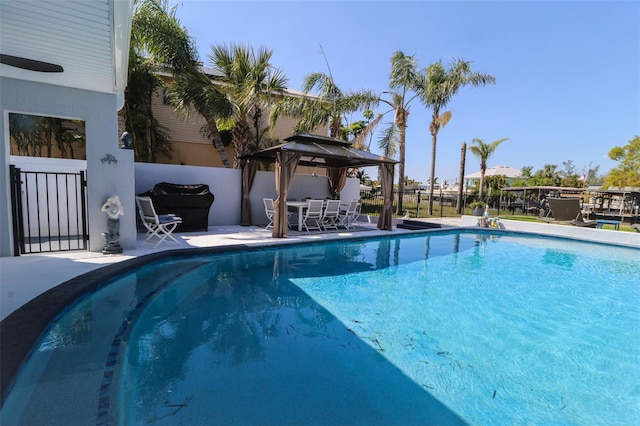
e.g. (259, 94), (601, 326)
(135, 162), (241, 226)
(134, 164), (360, 227)
(1, 77), (135, 256)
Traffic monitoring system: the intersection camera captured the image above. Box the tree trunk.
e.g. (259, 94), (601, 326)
(428, 130), (438, 215)
(205, 117), (232, 168)
(147, 116), (155, 162)
(117, 109), (127, 142)
(252, 106), (263, 152)
(456, 142), (466, 214)
(330, 116), (341, 138)
(395, 109), (408, 215)
(232, 118), (252, 169)
(479, 163), (486, 200)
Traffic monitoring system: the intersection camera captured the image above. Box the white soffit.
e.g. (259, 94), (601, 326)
(0, 0), (119, 94)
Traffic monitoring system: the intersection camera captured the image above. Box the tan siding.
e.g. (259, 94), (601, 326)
(152, 89), (210, 145)
(152, 79), (330, 167)
(156, 140), (234, 167)
(270, 115), (328, 141)
(270, 115), (297, 140)
(296, 165), (326, 175)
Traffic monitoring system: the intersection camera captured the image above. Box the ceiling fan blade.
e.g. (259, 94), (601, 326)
(0, 54), (63, 72)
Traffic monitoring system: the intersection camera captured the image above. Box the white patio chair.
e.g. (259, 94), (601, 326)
(136, 196), (183, 247)
(321, 199), (341, 230)
(265, 198), (294, 230)
(338, 199), (360, 231)
(302, 199), (324, 232)
(353, 200), (362, 223)
(263, 198), (276, 230)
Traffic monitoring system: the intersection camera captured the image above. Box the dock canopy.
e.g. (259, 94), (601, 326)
(240, 134), (397, 237)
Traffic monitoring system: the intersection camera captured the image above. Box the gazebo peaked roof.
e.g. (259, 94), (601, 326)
(243, 134), (397, 168)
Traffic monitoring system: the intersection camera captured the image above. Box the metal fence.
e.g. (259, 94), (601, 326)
(360, 189), (461, 218)
(10, 165), (88, 255)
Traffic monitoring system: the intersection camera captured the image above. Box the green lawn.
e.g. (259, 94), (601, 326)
(367, 203), (639, 233)
(490, 214), (639, 233)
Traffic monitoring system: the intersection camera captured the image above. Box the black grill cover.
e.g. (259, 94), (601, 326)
(141, 182), (214, 231)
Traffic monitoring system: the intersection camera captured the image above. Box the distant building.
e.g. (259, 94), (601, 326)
(464, 165), (521, 189)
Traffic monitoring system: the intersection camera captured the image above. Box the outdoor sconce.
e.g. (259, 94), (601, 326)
(119, 131), (133, 149)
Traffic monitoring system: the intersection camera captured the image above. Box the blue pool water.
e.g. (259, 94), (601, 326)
(2, 230), (639, 425)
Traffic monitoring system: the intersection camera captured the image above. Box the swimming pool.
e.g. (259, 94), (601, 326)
(1, 230), (639, 425)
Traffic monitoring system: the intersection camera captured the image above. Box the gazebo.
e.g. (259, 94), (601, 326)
(240, 134), (397, 237)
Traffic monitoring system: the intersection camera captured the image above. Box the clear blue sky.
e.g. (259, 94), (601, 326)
(170, 0), (640, 184)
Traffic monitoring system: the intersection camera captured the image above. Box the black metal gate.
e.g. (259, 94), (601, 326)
(10, 165), (88, 255)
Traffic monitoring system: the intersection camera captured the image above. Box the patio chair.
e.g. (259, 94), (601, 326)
(338, 199), (360, 231)
(263, 198), (276, 230)
(136, 196), (183, 247)
(265, 198), (294, 230)
(302, 199), (324, 232)
(354, 200), (362, 222)
(546, 198), (597, 227)
(321, 199), (341, 230)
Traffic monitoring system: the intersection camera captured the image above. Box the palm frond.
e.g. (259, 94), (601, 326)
(439, 111), (452, 129)
(303, 72), (342, 100)
(352, 113), (384, 150)
(271, 95), (332, 135)
(132, 0), (199, 75)
(389, 51), (419, 94)
(377, 123), (398, 158)
(336, 90), (380, 116)
(468, 137), (509, 163)
(169, 70), (232, 119)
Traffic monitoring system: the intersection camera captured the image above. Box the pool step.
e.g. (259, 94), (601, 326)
(397, 219), (442, 230)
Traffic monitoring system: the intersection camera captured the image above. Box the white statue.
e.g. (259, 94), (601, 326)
(101, 194), (124, 220)
(101, 195), (124, 252)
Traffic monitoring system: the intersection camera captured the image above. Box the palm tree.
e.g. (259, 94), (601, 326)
(341, 109), (375, 147)
(377, 51), (422, 215)
(168, 67), (234, 167)
(125, 0), (202, 163)
(206, 43), (289, 167)
(271, 71), (378, 140)
(123, 52), (172, 162)
(468, 137), (509, 200)
(533, 164), (561, 186)
(418, 58), (496, 214)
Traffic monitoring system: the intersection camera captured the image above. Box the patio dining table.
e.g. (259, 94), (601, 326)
(286, 201), (311, 231)
(285, 200), (351, 231)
